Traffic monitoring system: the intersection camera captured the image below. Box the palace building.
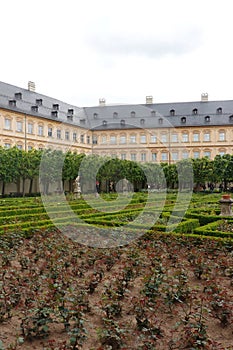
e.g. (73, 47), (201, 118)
(1, 80), (233, 163)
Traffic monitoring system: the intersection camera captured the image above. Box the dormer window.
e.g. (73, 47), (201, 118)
(51, 111), (58, 117)
(170, 109), (175, 116)
(181, 117), (186, 123)
(9, 99), (16, 107)
(205, 115), (210, 122)
(53, 104), (59, 110)
(68, 108), (74, 115)
(36, 99), (43, 106)
(192, 108), (198, 115)
(67, 115), (73, 121)
(113, 112), (118, 118)
(217, 107), (222, 114)
(229, 115), (233, 122)
(15, 92), (22, 100)
(31, 105), (38, 112)
(151, 110), (156, 117)
(80, 119), (86, 124)
(120, 119), (125, 126)
(158, 118), (163, 125)
(103, 120), (107, 126)
(93, 113), (98, 119)
(140, 118), (145, 125)
(131, 111), (136, 117)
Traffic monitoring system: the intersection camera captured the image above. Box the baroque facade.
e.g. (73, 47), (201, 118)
(0, 81), (233, 163)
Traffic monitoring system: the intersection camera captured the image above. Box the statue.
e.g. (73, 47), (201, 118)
(73, 175), (81, 199)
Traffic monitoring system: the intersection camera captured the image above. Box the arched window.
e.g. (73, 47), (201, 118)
(181, 117), (186, 123)
(113, 112), (118, 118)
(192, 108), (198, 115)
(158, 118), (163, 125)
(170, 109), (175, 116)
(103, 120), (107, 126)
(140, 118), (145, 125)
(205, 115), (210, 122)
(217, 107), (222, 114)
(151, 110), (156, 117)
(120, 119), (125, 126)
(131, 111), (136, 117)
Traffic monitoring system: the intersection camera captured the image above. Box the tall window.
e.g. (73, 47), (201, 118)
(140, 135), (146, 143)
(219, 131), (226, 141)
(182, 133), (189, 142)
(65, 131), (70, 141)
(203, 132), (210, 141)
(4, 118), (11, 130)
(16, 121), (23, 132)
(161, 134), (167, 143)
(161, 152), (168, 161)
(28, 123), (33, 134)
(141, 153), (146, 161)
(171, 152), (178, 161)
(110, 135), (117, 144)
(150, 135), (157, 143)
(204, 151), (211, 158)
(86, 135), (90, 144)
(193, 151), (200, 159)
(131, 153), (136, 161)
(73, 132), (77, 142)
(92, 135), (98, 144)
(182, 151), (189, 159)
(57, 130), (61, 139)
(171, 133), (178, 142)
(121, 153), (126, 160)
(120, 135), (126, 144)
(38, 125), (44, 136)
(152, 153), (157, 161)
(48, 127), (52, 137)
(193, 133), (199, 142)
(80, 135), (84, 143)
(101, 135), (107, 144)
(130, 135), (136, 143)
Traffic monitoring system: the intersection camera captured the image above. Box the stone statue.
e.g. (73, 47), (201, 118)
(73, 175), (81, 198)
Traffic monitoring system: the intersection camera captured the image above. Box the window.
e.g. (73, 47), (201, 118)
(101, 135), (107, 144)
(130, 135), (136, 143)
(140, 119), (145, 125)
(103, 120), (107, 126)
(4, 143), (11, 149)
(80, 134), (84, 143)
(193, 133), (200, 142)
(229, 115), (233, 122)
(161, 134), (167, 143)
(152, 153), (157, 161)
(4, 118), (11, 130)
(48, 127), (52, 137)
(73, 133), (77, 142)
(9, 100), (16, 107)
(158, 118), (163, 124)
(28, 146), (33, 151)
(57, 130), (61, 139)
(150, 135), (157, 143)
(67, 115), (73, 121)
(131, 111), (136, 117)
(53, 104), (59, 110)
(204, 151), (211, 158)
(219, 150), (226, 156)
(38, 125), (44, 136)
(36, 99), (43, 106)
(120, 119), (125, 126)
(140, 135), (146, 143)
(68, 108), (74, 115)
(113, 112), (118, 118)
(171, 133), (178, 142)
(80, 119), (86, 125)
(86, 135), (90, 144)
(192, 108), (198, 115)
(16, 121), (23, 132)
(204, 132), (210, 141)
(120, 135), (126, 144)
(182, 151), (189, 159)
(93, 112), (98, 119)
(205, 115), (210, 122)
(193, 151), (200, 159)
(131, 153), (137, 161)
(181, 117), (186, 123)
(151, 110), (156, 117)
(15, 92), (22, 100)
(161, 152), (168, 161)
(51, 111), (58, 117)
(92, 135), (98, 144)
(121, 153), (126, 160)
(17, 144), (23, 150)
(182, 133), (189, 142)
(65, 131), (70, 140)
(170, 109), (175, 116)
(28, 123), (33, 134)
(141, 153), (146, 162)
(217, 107), (222, 114)
(171, 152), (178, 161)
(219, 131), (226, 141)
(110, 135), (117, 144)
(31, 105), (38, 112)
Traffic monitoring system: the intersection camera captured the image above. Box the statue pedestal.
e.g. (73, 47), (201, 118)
(219, 195), (233, 216)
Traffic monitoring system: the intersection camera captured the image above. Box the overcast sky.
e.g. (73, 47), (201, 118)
(1, 0), (233, 107)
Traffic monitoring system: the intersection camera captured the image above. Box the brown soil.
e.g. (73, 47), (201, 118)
(0, 229), (232, 349)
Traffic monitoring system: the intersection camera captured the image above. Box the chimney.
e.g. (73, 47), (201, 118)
(99, 98), (106, 106)
(146, 95), (153, 104)
(201, 93), (208, 102)
(28, 81), (36, 92)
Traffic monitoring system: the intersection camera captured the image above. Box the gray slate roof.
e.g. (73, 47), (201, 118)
(1, 81), (233, 130)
